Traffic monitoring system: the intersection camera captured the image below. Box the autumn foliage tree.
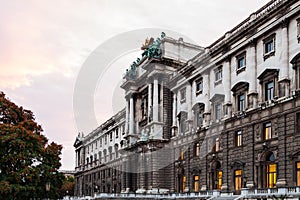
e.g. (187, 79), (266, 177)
(0, 92), (64, 199)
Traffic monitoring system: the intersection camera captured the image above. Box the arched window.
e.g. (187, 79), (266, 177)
(291, 52), (300, 90)
(231, 82), (249, 112)
(265, 152), (277, 188)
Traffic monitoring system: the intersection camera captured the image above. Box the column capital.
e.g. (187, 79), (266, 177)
(248, 38), (257, 47)
(280, 18), (289, 29)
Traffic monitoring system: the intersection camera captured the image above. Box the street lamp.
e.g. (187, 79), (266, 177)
(45, 181), (51, 200)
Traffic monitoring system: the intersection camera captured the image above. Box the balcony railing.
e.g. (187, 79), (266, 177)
(73, 187), (300, 200)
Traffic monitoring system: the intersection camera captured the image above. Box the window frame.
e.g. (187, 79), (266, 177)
(214, 137), (220, 152)
(214, 66), (223, 85)
(265, 80), (274, 101)
(194, 175), (200, 192)
(196, 78), (203, 95)
(215, 103), (222, 121)
(237, 93), (245, 112)
(180, 88), (186, 103)
(194, 142), (200, 157)
(234, 169), (243, 192)
(236, 52), (246, 74)
(263, 122), (272, 140)
(235, 130), (243, 147)
(297, 18), (300, 43)
(263, 33), (276, 60)
(297, 162), (300, 187)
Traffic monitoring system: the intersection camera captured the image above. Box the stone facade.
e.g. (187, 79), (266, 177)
(74, 0), (300, 197)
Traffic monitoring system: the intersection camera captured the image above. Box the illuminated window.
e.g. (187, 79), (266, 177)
(266, 163), (277, 188)
(263, 122), (272, 140)
(194, 143), (200, 157)
(234, 170), (242, 192)
(217, 171), (223, 190)
(297, 162), (300, 187)
(194, 175), (200, 192)
(182, 175), (186, 192)
(180, 148), (184, 160)
(235, 131), (242, 147)
(214, 138), (220, 152)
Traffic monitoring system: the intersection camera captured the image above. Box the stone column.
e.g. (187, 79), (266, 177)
(129, 96), (135, 135)
(223, 58), (232, 117)
(153, 78), (159, 122)
(186, 83), (193, 132)
(278, 19), (290, 98)
(125, 98), (129, 133)
(203, 74), (211, 127)
(247, 39), (258, 109)
(148, 83), (152, 123)
(172, 92), (178, 137)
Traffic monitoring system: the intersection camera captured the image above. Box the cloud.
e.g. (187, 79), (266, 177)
(0, 0), (271, 169)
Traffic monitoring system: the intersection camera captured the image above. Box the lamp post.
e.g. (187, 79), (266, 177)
(45, 181), (51, 200)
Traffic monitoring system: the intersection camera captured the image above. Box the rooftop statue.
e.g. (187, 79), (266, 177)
(125, 32), (166, 80)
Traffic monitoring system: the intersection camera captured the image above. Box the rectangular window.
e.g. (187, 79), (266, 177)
(265, 40), (274, 54)
(214, 137), (220, 152)
(110, 132), (113, 141)
(297, 113), (300, 133)
(194, 143), (200, 157)
(116, 128), (119, 138)
(263, 34), (276, 60)
(266, 163), (277, 188)
(217, 171), (223, 190)
(194, 175), (200, 192)
(297, 162), (300, 186)
(180, 88), (186, 103)
(180, 148), (184, 160)
(196, 79), (203, 94)
(215, 67), (223, 83)
(180, 112), (187, 134)
(197, 112), (203, 127)
(238, 94), (245, 111)
(265, 81), (274, 101)
(215, 103), (222, 120)
(236, 53), (246, 73)
(234, 170), (243, 192)
(263, 122), (272, 140)
(235, 131), (242, 147)
(297, 18), (300, 43)
(182, 175), (187, 192)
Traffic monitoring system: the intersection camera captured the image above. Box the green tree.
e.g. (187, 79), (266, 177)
(58, 175), (75, 198)
(0, 92), (64, 200)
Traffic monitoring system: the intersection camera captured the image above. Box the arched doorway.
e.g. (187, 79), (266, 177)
(210, 160), (222, 190)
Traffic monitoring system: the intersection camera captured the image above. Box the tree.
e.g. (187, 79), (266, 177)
(0, 92), (64, 199)
(58, 175), (75, 198)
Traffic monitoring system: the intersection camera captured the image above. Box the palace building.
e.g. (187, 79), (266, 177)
(74, 0), (300, 198)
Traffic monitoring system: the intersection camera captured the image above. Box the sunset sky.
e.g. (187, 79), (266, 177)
(0, 0), (270, 170)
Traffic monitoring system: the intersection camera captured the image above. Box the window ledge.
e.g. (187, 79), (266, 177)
(196, 90), (203, 95)
(214, 79), (222, 86)
(263, 51), (275, 60)
(180, 99), (186, 104)
(236, 66), (246, 74)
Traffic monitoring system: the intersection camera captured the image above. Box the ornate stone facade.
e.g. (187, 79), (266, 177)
(74, 0), (300, 197)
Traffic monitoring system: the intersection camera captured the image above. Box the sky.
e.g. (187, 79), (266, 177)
(0, 0), (271, 170)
